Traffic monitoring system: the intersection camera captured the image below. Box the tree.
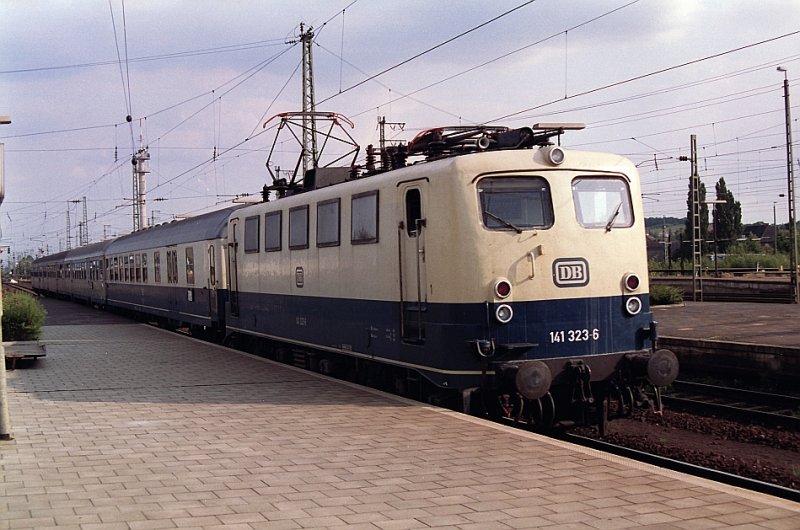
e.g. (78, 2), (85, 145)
(713, 177), (743, 253)
(677, 178), (708, 260)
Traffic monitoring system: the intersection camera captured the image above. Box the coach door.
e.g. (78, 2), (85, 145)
(228, 219), (241, 316)
(399, 181), (428, 343)
(207, 244), (217, 318)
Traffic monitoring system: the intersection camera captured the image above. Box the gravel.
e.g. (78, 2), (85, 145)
(573, 409), (800, 490)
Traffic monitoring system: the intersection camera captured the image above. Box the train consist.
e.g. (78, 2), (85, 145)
(32, 122), (678, 432)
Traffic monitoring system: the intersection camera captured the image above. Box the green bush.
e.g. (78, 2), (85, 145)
(649, 284), (683, 306)
(2, 292), (46, 341)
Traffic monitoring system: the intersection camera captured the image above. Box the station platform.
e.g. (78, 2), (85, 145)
(654, 301), (800, 348)
(2, 298), (799, 529)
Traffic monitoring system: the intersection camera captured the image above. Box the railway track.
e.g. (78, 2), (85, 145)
(663, 380), (800, 430)
(556, 431), (800, 503)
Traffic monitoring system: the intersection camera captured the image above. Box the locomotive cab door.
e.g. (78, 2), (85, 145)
(399, 182), (428, 343)
(228, 218), (241, 317)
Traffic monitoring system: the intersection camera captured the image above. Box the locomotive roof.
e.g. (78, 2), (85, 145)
(106, 205), (242, 254)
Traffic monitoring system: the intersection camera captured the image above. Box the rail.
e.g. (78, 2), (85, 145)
(555, 432), (800, 503)
(663, 380), (800, 431)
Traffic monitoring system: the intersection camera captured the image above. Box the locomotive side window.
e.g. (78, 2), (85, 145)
(289, 205), (309, 250)
(317, 198), (340, 247)
(352, 190), (378, 244)
(572, 177), (633, 230)
(478, 177), (553, 231)
(244, 215), (260, 253)
(265, 211), (282, 252)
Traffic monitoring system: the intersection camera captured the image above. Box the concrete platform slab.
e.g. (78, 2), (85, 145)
(2, 299), (798, 529)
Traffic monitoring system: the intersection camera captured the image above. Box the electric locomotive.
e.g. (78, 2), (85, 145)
(31, 120), (677, 432)
(224, 120), (678, 431)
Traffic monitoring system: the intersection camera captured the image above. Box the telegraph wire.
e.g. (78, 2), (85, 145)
(0, 40), (287, 75)
(317, 0), (538, 105)
(491, 30), (800, 123)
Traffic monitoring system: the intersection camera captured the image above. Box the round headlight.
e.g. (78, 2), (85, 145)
(624, 273), (641, 292)
(625, 296), (642, 316)
(494, 279), (512, 299)
(546, 145), (565, 165)
(495, 304), (513, 324)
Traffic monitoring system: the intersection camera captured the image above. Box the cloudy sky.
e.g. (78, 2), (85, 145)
(1, 0), (798, 258)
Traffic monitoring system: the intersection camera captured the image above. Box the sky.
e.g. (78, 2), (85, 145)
(1, 0), (799, 260)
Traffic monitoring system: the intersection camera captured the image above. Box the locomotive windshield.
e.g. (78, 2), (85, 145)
(478, 177), (554, 231)
(572, 177), (633, 230)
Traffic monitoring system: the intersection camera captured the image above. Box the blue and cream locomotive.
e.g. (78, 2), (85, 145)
(32, 122), (677, 431)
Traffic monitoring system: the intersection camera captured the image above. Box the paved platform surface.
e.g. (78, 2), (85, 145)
(2, 299), (799, 529)
(654, 301), (800, 348)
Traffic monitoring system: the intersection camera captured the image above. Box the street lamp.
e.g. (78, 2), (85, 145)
(0, 115), (10, 441)
(777, 66), (797, 303)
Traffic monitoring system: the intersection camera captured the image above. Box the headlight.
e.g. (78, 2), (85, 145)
(544, 145), (565, 165)
(495, 304), (513, 323)
(625, 296), (642, 316)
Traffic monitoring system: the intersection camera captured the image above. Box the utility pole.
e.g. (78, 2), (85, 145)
(80, 196), (88, 246)
(66, 202), (73, 250)
(299, 23), (317, 177)
(688, 135), (702, 301)
(778, 66), (797, 303)
(378, 116), (405, 170)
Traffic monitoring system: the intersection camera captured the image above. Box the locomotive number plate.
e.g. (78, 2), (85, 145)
(549, 328), (600, 343)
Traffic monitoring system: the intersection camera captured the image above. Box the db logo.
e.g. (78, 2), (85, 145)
(553, 258), (589, 287)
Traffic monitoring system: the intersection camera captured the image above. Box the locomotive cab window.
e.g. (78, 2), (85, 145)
(477, 177), (553, 231)
(572, 177), (633, 230)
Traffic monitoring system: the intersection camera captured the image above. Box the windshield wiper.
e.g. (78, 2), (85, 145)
(605, 202), (623, 232)
(485, 211), (523, 233)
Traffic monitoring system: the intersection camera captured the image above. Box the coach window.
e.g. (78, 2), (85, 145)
(185, 247), (195, 285)
(142, 253), (148, 283)
(129, 254), (135, 282)
(478, 177), (553, 231)
(123, 255), (129, 282)
(317, 198), (340, 247)
(289, 205), (309, 250)
(572, 177), (633, 230)
(244, 215), (260, 253)
(166, 249), (177, 284)
(154, 251), (161, 283)
(351, 191), (379, 244)
(135, 254), (142, 282)
(265, 211), (282, 251)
